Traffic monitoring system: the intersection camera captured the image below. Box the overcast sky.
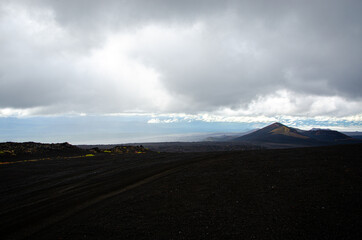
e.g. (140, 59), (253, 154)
(1, 0), (362, 139)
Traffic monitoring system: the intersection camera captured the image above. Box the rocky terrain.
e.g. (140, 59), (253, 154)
(0, 142), (150, 163)
(1, 143), (361, 239)
(0, 142), (85, 160)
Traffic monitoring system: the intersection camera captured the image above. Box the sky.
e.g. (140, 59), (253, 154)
(0, 0), (361, 143)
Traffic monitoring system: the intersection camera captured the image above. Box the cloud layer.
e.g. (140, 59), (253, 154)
(0, 0), (361, 119)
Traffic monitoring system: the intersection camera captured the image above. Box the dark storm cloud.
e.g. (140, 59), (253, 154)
(125, 0), (362, 110)
(0, 0), (361, 116)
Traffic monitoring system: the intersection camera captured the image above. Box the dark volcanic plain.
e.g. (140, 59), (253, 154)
(1, 144), (362, 239)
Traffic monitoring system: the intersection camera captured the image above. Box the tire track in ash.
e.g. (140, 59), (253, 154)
(3, 153), (226, 240)
(0, 154), (162, 218)
(0, 158), (124, 219)
(1, 155), (168, 238)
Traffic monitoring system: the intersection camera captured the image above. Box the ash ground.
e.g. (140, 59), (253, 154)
(1, 144), (361, 239)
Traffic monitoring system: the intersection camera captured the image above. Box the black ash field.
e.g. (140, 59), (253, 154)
(1, 143), (362, 239)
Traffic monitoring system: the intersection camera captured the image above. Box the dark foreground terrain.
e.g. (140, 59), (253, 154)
(1, 144), (362, 239)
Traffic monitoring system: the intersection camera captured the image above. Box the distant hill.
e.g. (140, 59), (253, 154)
(232, 122), (360, 148)
(303, 129), (353, 142)
(343, 131), (362, 136)
(0, 142), (86, 160)
(0, 142), (151, 162)
(343, 131), (362, 140)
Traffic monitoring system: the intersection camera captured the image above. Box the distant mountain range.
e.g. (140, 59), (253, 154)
(230, 122), (361, 148)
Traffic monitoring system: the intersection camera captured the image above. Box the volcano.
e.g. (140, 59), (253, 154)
(233, 122), (357, 148)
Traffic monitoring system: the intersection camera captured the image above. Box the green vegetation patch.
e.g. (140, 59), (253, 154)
(0, 150), (16, 155)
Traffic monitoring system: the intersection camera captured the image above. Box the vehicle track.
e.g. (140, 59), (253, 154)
(1, 153), (225, 240)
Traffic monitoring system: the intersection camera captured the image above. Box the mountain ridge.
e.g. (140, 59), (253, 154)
(232, 122), (359, 148)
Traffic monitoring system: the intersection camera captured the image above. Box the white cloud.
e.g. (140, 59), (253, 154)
(0, 107), (41, 117)
(0, 0), (361, 120)
(227, 90), (362, 117)
(148, 118), (179, 124)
